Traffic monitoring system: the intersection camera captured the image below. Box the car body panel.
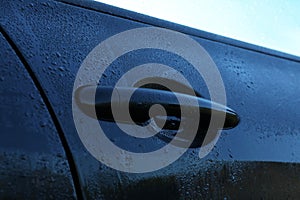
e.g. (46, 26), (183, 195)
(1, 0), (300, 199)
(0, 32), (76, 199)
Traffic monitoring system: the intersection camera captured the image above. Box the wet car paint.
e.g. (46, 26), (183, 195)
(1, 0), (300, 199)
(0, 32), (76, 199)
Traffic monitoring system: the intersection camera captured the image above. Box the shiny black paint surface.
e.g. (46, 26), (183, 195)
(0, 32), (76, 199)
(1, 0), (300, 199)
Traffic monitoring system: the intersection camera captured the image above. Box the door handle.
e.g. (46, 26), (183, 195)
(75, 86), (239, 147)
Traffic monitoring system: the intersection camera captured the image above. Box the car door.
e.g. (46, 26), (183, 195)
(1, 0), (300, 199)
(0, 26), (76, 199)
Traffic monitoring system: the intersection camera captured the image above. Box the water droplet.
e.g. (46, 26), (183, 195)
(58, 66), (65, 71)
(40, 121), (47, 127)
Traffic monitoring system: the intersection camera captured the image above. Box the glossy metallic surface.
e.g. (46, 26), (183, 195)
(1, 0), (300, 199)
(0, 32), (76, 199)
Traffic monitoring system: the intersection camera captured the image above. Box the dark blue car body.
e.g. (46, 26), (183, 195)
(1, 0), (300, 199)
